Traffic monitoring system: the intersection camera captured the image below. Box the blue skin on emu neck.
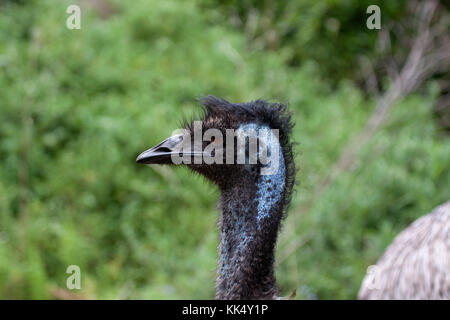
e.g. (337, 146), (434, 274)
(218, 122), (286, 286)
(238, 123), (286, 225)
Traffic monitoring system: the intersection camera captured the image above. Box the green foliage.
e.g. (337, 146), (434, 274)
(200, 0), (407, 82)
(0, 0), (448, 299)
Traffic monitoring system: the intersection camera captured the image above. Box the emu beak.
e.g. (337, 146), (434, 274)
(136, 134), (185, 165)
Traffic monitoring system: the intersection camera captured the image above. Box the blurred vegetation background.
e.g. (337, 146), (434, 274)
(0, 0), (449, 299)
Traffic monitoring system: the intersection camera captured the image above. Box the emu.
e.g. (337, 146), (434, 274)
(359, 200), (450, 299)
(136, 96), (450, 299)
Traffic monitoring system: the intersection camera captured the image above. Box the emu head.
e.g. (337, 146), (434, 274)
(136, 95), (295, 192)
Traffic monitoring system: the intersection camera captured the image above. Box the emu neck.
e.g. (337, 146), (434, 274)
(216, 171), (285, 299)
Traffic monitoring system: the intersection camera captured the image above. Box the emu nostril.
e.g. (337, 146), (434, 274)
(155, 147), (171, 153)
